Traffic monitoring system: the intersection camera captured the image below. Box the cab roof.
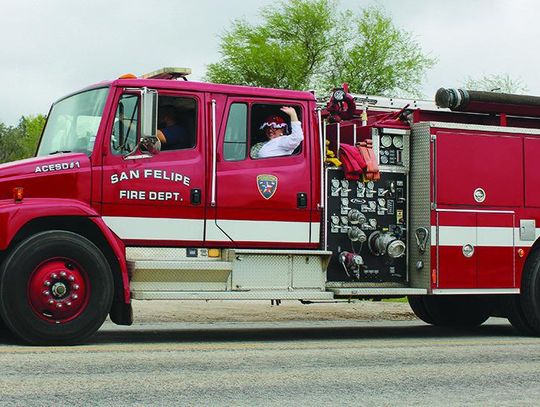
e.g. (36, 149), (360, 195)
(99, 78), (317, 101)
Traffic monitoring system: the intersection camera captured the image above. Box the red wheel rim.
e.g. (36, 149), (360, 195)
(27, 258), (90, 323)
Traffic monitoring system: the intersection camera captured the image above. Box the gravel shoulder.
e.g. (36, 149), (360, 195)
(131, 299), (416, 323)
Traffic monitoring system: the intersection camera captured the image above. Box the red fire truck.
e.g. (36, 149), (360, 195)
(1, 67), (540, 344)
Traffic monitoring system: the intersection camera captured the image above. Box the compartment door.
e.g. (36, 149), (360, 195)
(436, 211), (477, 289)
(435, 131), (522, 207)
(437, 210), (515, 289)
(477, 212), (515, 288)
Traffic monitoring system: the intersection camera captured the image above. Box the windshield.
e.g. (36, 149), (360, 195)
(37, 87), (109, 156)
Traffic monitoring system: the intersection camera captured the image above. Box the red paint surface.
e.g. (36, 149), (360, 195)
(436, 130), (523, 207)
(524, 137), (540, 207)
(436, 211), (477, 288)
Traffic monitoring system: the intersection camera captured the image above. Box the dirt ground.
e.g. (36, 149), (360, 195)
(131, 299), (416, 323)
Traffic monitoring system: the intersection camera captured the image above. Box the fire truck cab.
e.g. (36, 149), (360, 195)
(1, 68), (540, 344)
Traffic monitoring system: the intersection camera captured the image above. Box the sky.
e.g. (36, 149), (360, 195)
(1, 0), (539, 125)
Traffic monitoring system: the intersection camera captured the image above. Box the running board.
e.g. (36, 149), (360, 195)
(329, 288), (428, 296)
(128, 260), (234, 292)
(131, 290), (334, 300)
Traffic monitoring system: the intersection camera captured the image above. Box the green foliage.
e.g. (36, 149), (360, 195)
(206, 1), (436, 97)
(206, 0), (343, 90)
(326, 6), (436, 97)
(0, 115), (46, 164)
(463, 73), (529, 94)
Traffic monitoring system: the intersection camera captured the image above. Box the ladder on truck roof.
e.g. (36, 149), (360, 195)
(349, 93), (450, 113)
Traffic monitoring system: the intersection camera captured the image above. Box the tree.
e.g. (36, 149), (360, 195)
(0, 114), (46, 164)
(326, 6), (436, 97)
(205, 1), (435, 97)
(206, 0), (343, 90)
(463, 73), (529, 94)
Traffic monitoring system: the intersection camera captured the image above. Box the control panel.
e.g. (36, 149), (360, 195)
(325, 168), (408, 284)
(373, 128), (409, 167)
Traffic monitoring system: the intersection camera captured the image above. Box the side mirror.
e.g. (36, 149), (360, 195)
(124, 87), (161, 160)
(136, 87), (160, 156)
(141, 87), (158, 139)
(140, 136), (161, 155)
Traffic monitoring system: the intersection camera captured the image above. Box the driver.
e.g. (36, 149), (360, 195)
(156, 105), (189, 150)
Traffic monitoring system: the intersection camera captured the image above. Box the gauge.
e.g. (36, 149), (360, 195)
(369, 218), (377, 228)
(380, 155), (389, 164)
(341, 198), (349, 207)
(369, 201), (376, 210)
(367, 181), (375, 190)
(380, 134), (392, 148)
(378, 198), (386, 207)
(392, 135), (404, 149)
(340, 216), (349, 225)
(341, 179), (349, 188)
(331, 215), (340, 225)
(331, 179), (340, 187)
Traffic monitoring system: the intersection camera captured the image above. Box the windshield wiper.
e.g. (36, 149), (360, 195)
(49, 150), (72, 155)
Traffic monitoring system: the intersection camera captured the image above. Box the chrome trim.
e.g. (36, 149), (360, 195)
(429, 121), (540, 135)
(234, 249), (332, 255)
(436, 208), (515, 214)
(318, 108), (324, 209)
(431, 288), (519, 295)
(329, 288), (427, 296)
(336, 123), (341, 159)
(211, 99), (217, 207)
(131, 290), (334, 300)
(379, 128), (410, 135)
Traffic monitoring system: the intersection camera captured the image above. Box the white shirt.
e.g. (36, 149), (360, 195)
(256, 121), (304, 158)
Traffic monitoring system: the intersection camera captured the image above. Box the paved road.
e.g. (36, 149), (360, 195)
(0, 319), (539, 406)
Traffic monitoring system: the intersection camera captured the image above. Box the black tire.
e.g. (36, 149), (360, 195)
(0, 231), (113, 345)
(519, 249), (540, 335)
(422, 295), (492, 328)
(505, 295), (537, 336)
(408, 296), (436, 325)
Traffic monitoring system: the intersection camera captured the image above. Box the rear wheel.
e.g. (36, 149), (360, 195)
(412, 295), (492, 328)
(0, 231), (113, 345)
(408, 296), (435, 325)
(518, 249), (540, 335)
(505, 295), (537, 336)
(426, 295), (492, 327)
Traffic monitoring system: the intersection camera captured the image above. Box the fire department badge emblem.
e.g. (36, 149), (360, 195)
(257, 174), (278, 200)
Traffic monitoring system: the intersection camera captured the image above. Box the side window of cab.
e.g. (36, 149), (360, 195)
(111, 93), (140, 155)
(222, 103), (302, 161)
(157, 96), (197, 151)
(111, 93), (198, 155)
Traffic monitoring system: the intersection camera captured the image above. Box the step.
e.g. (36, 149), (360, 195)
(131, 290), (334, 301)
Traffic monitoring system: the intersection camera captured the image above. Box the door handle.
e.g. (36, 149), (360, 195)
(190, 189), (201, 205)
(297, 192), (308, 209)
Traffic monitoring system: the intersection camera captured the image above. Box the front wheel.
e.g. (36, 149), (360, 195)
(0, 231), (113, 345)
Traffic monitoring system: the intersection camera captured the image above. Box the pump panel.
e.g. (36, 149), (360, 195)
(325, 168), (407, 283)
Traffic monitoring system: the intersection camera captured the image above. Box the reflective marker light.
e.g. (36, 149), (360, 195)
(13, 187), (24, 202)
(517, 248), (525, 258)
(208, 249), (221, 258)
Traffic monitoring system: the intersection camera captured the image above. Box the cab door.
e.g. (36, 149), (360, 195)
(205, 97), (316, 249)
(100, 88), (206, 245)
